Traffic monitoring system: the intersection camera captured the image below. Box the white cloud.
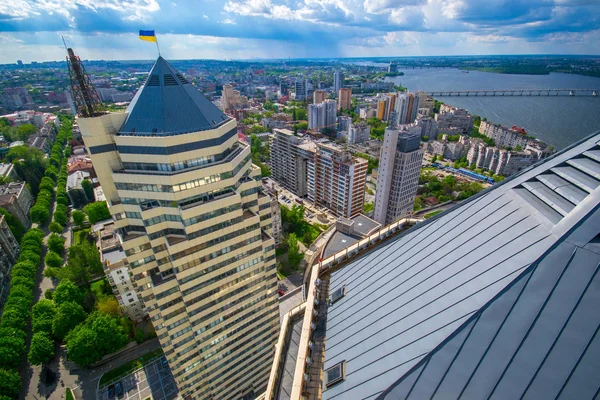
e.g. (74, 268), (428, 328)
(0, 0), (160, 22)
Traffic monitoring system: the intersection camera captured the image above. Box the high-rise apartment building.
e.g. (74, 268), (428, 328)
(221, 84), (241, 111)
(270, 129), (367, 217)
(313, 142), (368, 218)
(313, 90), (327, 104)
(270, 128), (312, 197)
(374, 127), (424, 225)
(308, 100), (337, 132)
(435, 104), (473, 134)
(78, 57), (279, 400)
(337, 88), (352, 111)
(333, 70), (344, 94)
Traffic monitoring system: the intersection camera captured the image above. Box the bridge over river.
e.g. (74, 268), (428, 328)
(427, 88), (598, 97)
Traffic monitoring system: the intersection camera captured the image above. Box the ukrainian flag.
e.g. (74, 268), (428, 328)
(139, 30), (157, 42)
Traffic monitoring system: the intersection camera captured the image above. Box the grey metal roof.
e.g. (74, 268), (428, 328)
(379, 205), (600, 400)
(119, 57), (230, 136)
(321, 132), (600, 400)
(351, 214), (381, 237)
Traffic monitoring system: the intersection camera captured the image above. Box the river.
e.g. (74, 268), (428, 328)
(382, 68), (600, 149)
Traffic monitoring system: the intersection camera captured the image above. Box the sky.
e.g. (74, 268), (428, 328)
(0, 0), (599, 63)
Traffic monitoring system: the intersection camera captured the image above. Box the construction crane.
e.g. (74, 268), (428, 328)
(64, 39), (105, 118)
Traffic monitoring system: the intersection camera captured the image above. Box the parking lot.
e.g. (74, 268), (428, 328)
(97, 356), (178, 400)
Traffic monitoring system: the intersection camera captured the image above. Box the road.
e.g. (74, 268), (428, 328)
(22, 339), (161, 400)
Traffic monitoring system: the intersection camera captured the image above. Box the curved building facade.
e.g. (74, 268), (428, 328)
(79, 57), (279, 399)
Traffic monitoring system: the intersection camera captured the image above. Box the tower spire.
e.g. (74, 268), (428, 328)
(66, 47), (105, 118)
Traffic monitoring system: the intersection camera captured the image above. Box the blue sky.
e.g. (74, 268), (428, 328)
(0, 0), (599, 63)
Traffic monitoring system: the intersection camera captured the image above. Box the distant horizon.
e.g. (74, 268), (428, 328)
(4, 53), (600, 66)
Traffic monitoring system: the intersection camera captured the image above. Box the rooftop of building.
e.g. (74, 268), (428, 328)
(66, 170), (90, 191)
(318, 131), (600, 399)
(119, 57), (231, 136)
(0, 181), (25, 196)
(322, 214), (381, 259)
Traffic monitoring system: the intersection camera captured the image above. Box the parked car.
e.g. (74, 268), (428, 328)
(107, 385), (116, 399)
(278, 289), (285, 297)
(114, 382), (123, 397)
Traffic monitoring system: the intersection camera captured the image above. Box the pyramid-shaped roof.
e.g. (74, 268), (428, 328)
(120, 57), (230, 136)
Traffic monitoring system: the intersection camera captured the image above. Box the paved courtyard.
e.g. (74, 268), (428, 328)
(97, 356), (178, 400)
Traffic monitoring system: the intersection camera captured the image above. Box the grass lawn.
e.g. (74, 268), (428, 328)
(424, 210), (444, 219)
(66, 388), (75, 400)
(90, 278), (109, 298)
(99, 348), (164, 386)
(73, 228), (90, 246)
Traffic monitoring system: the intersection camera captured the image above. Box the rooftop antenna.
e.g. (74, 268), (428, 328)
(65, 44), (105, 118)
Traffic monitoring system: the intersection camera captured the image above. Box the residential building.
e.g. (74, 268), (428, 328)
(67, 155), (96, 177)
(78, 57), (279, 399)
(270, 128), (312, 197)
(425, 134), (470, 161)
(66, 170), (91, 208)
(405, 92), (415, 123)
(435, 104), (473, 134)
(376, 93), (396, 121)
(263, 131), (600, 400)
(313, 90), (327, 104)
(0, 214), (19, 309)
(308, 100), (337, 132)
(95, 220), (146, 322)
(337, 116), (351, 139)
(479, 120), (532, 149)
(222, 84), (248, 111)
(333, 70), (344, 94)
(268, 195), (282, 246)
(374, 127), (424, 225)
(294, 78), (311, 101)
(394, 92), (410, 125)
(337, 88), (352, 111)
(313, 142), (368, 218)
(348, 123), (371, 144)
(416, 115), (439, 140)
(416, 91), (434, 116)
(359, 107), (377, 119)
(0, 163), (19, 181)
(0, 181), (34, 228)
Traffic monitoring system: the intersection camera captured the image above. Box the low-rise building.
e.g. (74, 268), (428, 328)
(66, 170), (91, 208)
(0, 163), (19, 181)
(0, 181), (34, 228)
(95, 221), (146, 322)
(0, 214), (19, 309)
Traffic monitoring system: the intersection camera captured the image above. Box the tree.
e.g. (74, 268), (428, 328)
(16, 123), (36, 141)
(287, 233), (304, 268)
(30, 206), (50, 226)
(59, 241), (103, 284)
(66, 312), (128, 367)
(52, 302), (86, 340)
(83, 202), (111, 224)
(81, 179), (93, 201)
(53, 280), (83, 306)
(44, 251), (63, 269)
(53, 210), (68, 227)
(0, 209), (24, 242)
(431, 154), (438, 163)
(47, 234), (65, 255)
(28, 332), (55, 365)
(0, 368), (21, 398)
(72, 210), (86, 226)
(32, 299), (57, 334)
(0, 329), (26, 370)
(49, 221), (63, 234)
(6, 145), (46, 195)
(96, 296), (121, 316)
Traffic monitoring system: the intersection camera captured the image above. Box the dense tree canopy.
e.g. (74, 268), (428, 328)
(83, 202), (110, 224)
(52, 302), (86, 340)
(53, 280), (83, 306)
(28, 332), (55, 366)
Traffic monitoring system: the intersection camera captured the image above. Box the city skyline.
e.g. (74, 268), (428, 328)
(1, 0), (599, 63)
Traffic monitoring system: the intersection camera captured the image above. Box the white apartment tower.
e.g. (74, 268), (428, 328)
(374, 127), (424, 225)
(78, 57), (279, 400)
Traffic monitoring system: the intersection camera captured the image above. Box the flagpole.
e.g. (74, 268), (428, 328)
(156, 34), (161, 57)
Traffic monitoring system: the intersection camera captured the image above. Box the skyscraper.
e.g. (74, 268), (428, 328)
(308, 99), (337, 132)
(337, 88), (352, 111)
(333, 70), (344, 94)
(374, 127), (424, 225)
(78, 57), (279, 399)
